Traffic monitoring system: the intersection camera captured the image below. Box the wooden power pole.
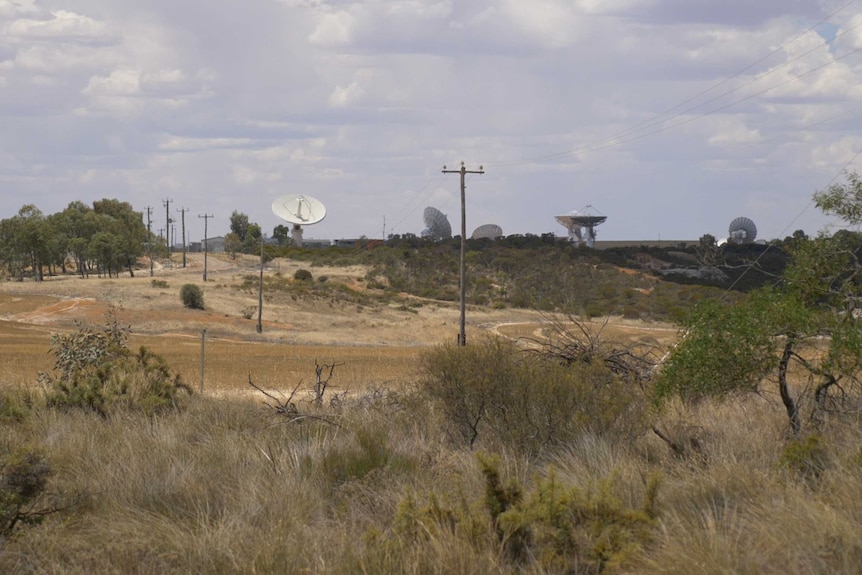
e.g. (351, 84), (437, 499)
(442, 161), (484, 346)
(198, 213), (213, 281)
(177, 207), (189, 268)
(163, 198), (173, 256)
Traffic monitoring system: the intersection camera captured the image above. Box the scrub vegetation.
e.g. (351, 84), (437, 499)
(4, 175), (862, 573)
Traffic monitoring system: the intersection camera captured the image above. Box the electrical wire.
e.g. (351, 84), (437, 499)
(486, 2), (859, 168)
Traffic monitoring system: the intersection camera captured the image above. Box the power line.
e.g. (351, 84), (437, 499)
(388, 174), (447, 235)
(720, 146), (862, 298)
(487, 3), (859, 168)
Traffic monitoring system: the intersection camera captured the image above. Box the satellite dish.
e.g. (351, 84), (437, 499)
(421, 206), (452, 240)
(471, 224), (503, 240)
(555, 205), (607, 248)
(272, 194), (327, 247)
(728, 216), (757, 244)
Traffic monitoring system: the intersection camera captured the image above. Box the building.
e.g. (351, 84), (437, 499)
(199, 236), (225, 253)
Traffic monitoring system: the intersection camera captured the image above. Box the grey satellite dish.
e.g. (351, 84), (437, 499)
(421, 206), (452, 240)
(272, 194), (326, 247)
(728, 216), (757, 244)
(555, 205), (607, 248)
(471, 224), (503, 240)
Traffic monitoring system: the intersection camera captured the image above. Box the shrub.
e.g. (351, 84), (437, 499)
(0, 449), (52, 536)
(151, 279), (169, 289)
(488, 458), (659, 571)
(294, 269), (313, 282)
(780, 434), (829, 481)
(0, 387), (31, 422)
(419, 336), (646, 458)
(180, 284), (205, 309)
(38, 308), (192, 417)
(316, 425), (413, 485)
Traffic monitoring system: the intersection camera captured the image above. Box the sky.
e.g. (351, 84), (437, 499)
(2, 0), (862, 244)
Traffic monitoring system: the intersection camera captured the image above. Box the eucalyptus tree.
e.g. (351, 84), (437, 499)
(92, 199), (147, 277)
(657, 173), (862, 434)
(0, 205), (50, 281)
(56, 201), (97, 277)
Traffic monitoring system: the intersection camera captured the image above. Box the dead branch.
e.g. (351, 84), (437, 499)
(522, 312), (659, 386)
(248, 374), (300, 418)
(248, 373), (342, 427)
(312, 360), (345, 407)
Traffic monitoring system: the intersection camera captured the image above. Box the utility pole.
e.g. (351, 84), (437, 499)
(442, 161), (484, 346)
(163, 198), (173, 256)
(198, 213), (213, 281)
(257, 236), (264, 334)
(146, 206), (154, 277)
(176, 207), (189, 268)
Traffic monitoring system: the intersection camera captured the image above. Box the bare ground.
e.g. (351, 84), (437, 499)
(0, 253), (678, 390)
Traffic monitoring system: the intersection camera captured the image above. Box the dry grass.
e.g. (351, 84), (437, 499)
(10, 259), (862, 572)
(4, 386), (862, 573)
(0, 254), (675, 393)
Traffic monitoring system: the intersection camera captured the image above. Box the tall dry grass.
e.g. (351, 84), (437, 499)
(3, 383), (862, 574)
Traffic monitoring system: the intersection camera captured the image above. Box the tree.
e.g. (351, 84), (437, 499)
(92, 199), (147, 277)
(273, 224), (292, 247)
(223, 233), (242, 260)
(0, 206), (48, 281)
(229, 211), (250, 242)
(242, 223), (262, 254)
(55, 202), (97, 277)
(695, 233), (721, 267)
(813, 170), (862, 225)
(657, 173), (862, 435)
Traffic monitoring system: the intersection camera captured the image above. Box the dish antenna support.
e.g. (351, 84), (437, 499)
(555, 205), (607, 248)
(728, 216), (757, 244)
(271, 194), (327, 248)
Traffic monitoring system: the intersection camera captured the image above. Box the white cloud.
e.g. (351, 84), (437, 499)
(0, 0), (857, 243)
(328, 72), (368, 107)
(84, 68), (141, 96)
(0, 0), (38, 18)
(501, 0), (583, 47)
(309, 7), (355, 46)
(158, 136), (254, 152)
(5, 9), (109, 41)
(706, 118), (761, 146)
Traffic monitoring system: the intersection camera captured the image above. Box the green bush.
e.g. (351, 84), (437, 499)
(315, 425), (414, 486)
(0, 387), (31, 422)
(180, 283), (205, 309)
(38, 309), (192, 417)
(294, 269), (313, 282)
(0, 449), (52, 536)
(780, 434), (828, 480)
(488, 459), (659, 571)
(419, 336), (645, 458)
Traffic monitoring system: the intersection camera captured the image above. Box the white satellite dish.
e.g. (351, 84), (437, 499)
(421, 206), (452, 240)
(471, 224), (503, 240)
(272, 194), (326, 247)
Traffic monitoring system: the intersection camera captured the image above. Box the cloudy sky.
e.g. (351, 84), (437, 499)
(2, 0), (862, 244)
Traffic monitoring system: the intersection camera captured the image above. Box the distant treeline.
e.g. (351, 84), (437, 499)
(0, 200), (152, 280)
